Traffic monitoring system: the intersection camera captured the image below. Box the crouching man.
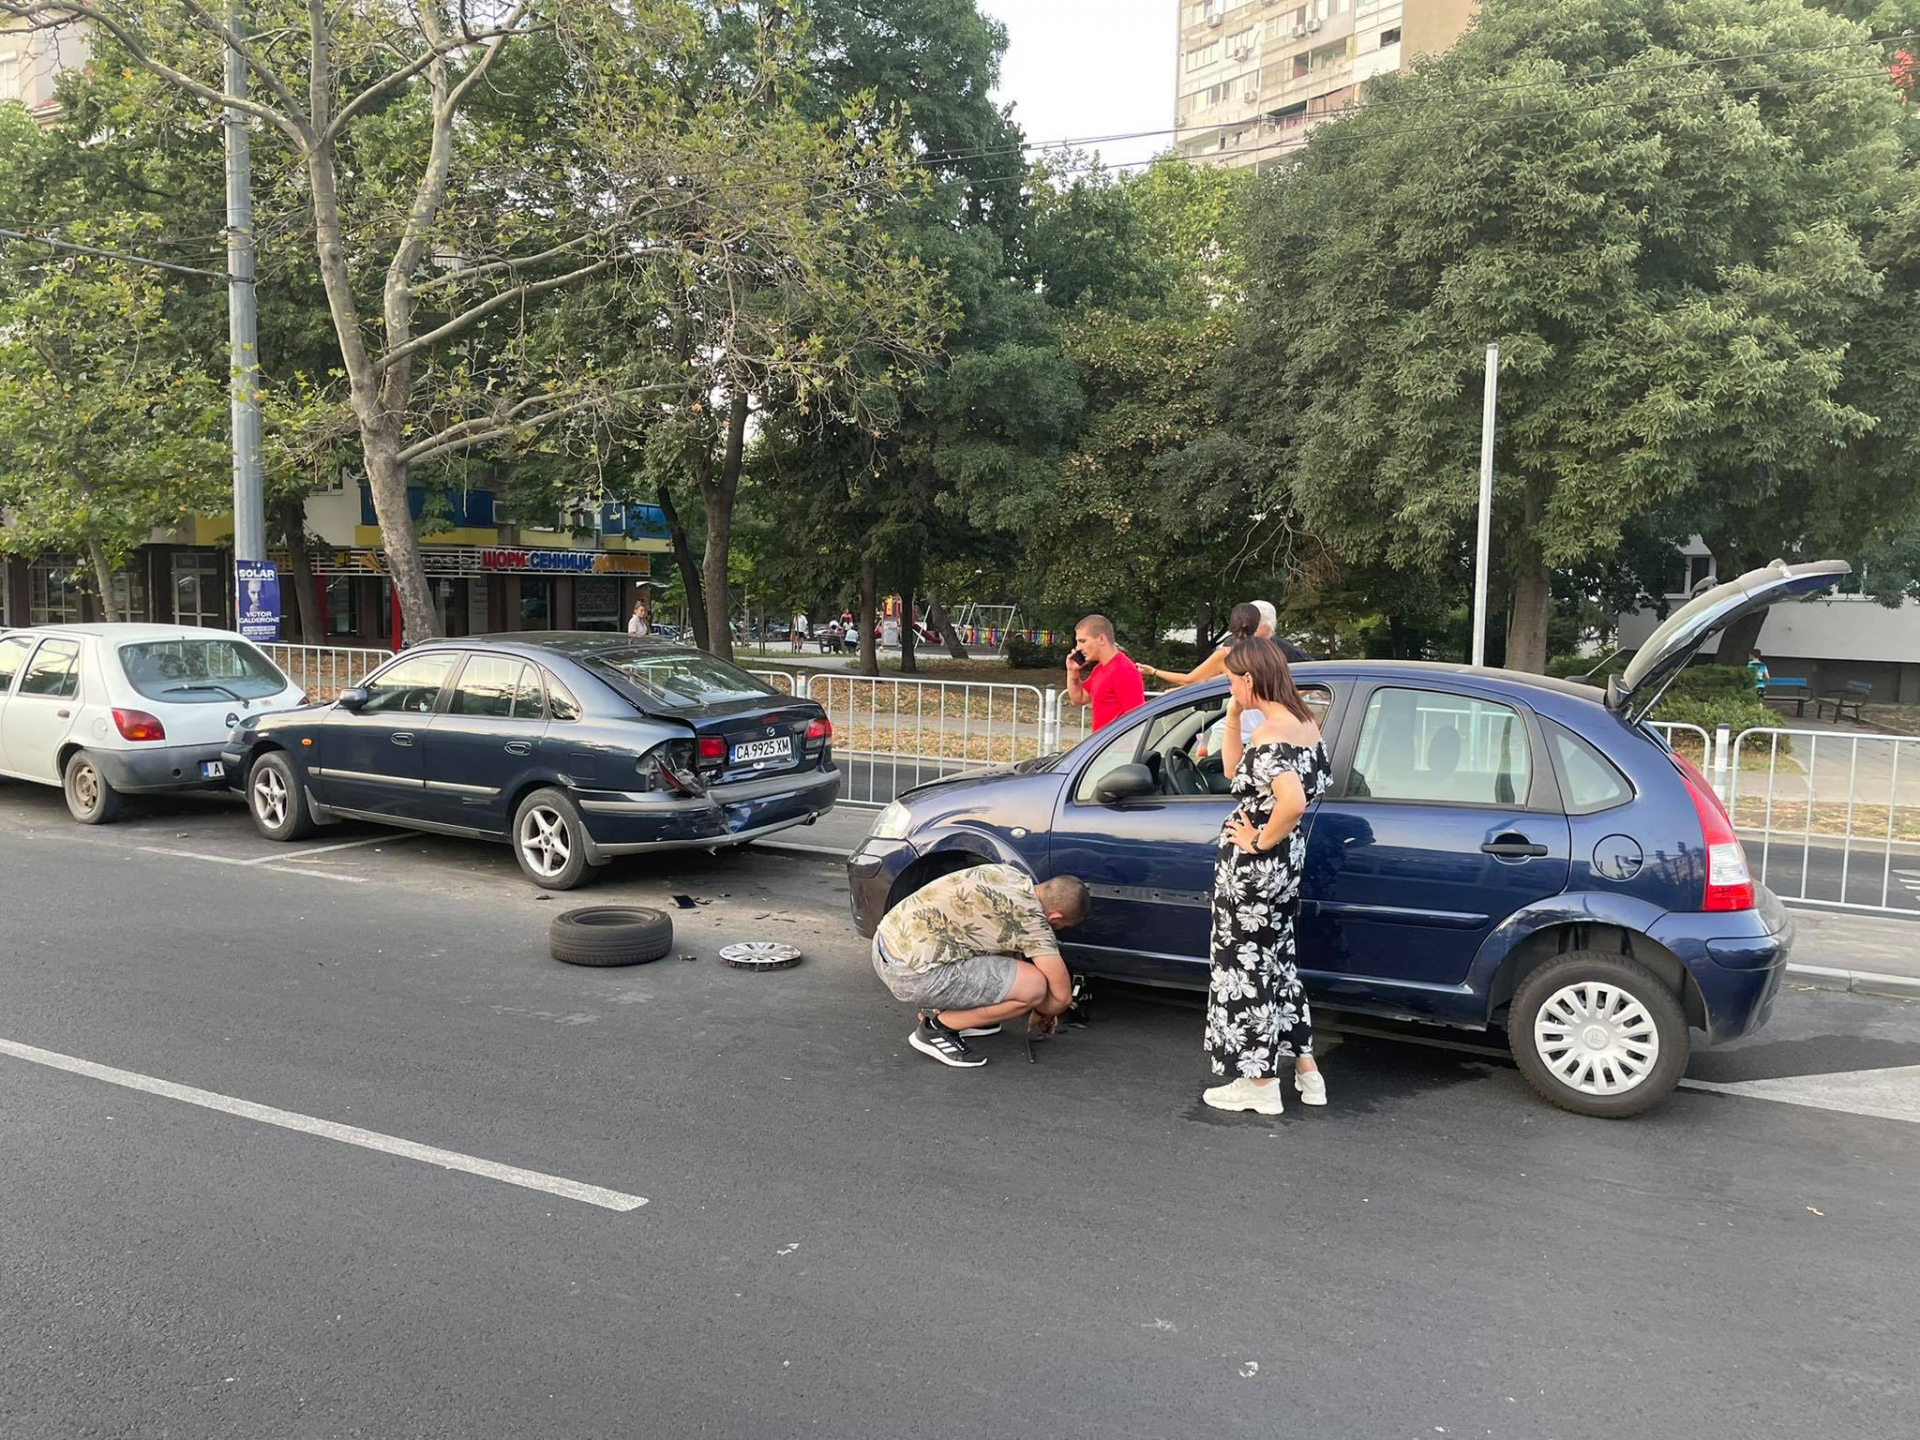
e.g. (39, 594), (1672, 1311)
(872, 863), (1091, 1068)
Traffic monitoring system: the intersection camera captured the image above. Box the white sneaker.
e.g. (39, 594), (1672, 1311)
(1202, 1077), (1284, 1115)
(1295, 1069), (1327, 1106)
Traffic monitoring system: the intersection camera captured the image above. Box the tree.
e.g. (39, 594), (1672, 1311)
(1226, 0), (1914, 671)
(1, 1), (941, 645)
(0, 217), (227, 613)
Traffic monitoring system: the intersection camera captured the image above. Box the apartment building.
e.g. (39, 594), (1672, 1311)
(0, 14), (86, 122)
(1174, 0), (1476, 169)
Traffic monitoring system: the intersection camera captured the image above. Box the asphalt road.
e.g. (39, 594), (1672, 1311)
(2, 779), (1917, 1440)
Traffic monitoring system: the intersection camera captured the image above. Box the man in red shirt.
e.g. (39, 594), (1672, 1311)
(1065, 614), (1146, 731)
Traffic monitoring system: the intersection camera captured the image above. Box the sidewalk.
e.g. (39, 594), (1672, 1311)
(764, 806), (1920, 1000)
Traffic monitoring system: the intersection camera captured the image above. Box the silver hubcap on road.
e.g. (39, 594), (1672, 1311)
(519, 806), (571, 878)
(71, 763), (99, 814)
(253, 767), (288, 829)
(1534, 981), (1660, 1095)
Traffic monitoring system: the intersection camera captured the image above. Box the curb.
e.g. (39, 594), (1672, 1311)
(1786, 964), (1920, 1000)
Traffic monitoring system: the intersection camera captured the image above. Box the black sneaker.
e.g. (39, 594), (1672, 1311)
(909, 1014), (985, 1068)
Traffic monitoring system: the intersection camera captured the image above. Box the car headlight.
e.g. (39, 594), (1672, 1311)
(868, 800), (914, 841)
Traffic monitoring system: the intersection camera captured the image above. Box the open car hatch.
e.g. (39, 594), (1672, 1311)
(1607, 559), (1851, 723)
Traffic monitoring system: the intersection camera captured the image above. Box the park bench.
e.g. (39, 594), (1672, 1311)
(1815, 679), (1873, 724)
(1764, 676), (1811, 717)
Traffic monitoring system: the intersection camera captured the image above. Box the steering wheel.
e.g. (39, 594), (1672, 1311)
(1162, 747), (1207, 796)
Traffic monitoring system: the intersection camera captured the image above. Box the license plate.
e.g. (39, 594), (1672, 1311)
(200, 761), (225, 779)
(731, 736), (792, 765)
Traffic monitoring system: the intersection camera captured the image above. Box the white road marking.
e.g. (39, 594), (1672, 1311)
(0, 1037), (648, 1212)
(137, 846), (369, 882)
(1680, 1065), (1920, 1125)
(273, 834), (414, 864)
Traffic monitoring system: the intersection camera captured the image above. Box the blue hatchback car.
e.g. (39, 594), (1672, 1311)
(850, 561), (1848, 1116)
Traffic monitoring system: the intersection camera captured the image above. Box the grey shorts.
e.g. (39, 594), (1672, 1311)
(872, 938), (1020, 1010)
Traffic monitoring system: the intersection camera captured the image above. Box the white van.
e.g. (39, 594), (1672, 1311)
(0, 624), (306, 823)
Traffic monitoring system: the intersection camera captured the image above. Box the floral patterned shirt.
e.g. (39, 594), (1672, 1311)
(875, 863), (1058, 974)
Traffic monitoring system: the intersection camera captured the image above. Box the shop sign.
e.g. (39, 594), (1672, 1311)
(478, 548), (650, 574)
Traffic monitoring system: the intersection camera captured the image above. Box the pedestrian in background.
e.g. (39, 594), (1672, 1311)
(1203, 637), (1332, 1116)
(1140, 601), (1307, 690)
(1747, 648), (1770, 698)
(1064, 614), (1146, 731)
(627, 600), (651, 638)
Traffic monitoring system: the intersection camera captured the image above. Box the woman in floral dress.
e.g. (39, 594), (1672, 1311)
(1203, 637), (1332, 1116)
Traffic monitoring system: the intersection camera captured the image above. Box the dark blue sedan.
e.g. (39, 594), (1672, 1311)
(850, 561), (1848, 1116)
(225, 634), (838, 888)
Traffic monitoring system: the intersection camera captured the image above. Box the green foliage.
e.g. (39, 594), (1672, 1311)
(0, 217), (226, 603)
(1004, 633), (1072, 669)
(1224, 0), (1915, 670)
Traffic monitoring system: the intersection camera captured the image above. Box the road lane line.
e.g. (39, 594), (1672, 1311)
(0, 1037), (648, 1212)
(136, 846), (368, 881)
(1680, 1065), (1920, 1125)
(269, 834), (412, 864)
(136, 846), (255, 866)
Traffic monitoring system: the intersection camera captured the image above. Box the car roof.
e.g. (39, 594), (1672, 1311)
(1291, 659), (1607, 705)
(0, 622), (255, 644)
(411, 631), (697, 660)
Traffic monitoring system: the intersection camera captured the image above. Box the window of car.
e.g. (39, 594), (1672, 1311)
(1546, 721), (1632, 814)
(0, 635), (32, 693)
(585, 648), (774, 708)
(451, 655), (521, 719)
(358, 653), (456, 714)
(544, 671), (581, 721)
(510, 663), (544, 718)
(1073, 716), (1150, 803)
(1072, 685), (1336, 804)
(118, 638), (286, 704)
(18, 638), (82, 699)
(1347, 688), (1531, 806)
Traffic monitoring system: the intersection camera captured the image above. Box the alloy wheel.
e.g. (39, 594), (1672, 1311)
(253, 766), (289, 829)
(1532, 981), (1661, 1096)
(519, 805), (571, 878)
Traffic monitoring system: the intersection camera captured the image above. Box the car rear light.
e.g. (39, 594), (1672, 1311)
(640, 742), (706, 796)
(1670, 752), (1754, 912)
(697, 736), (728, 768)
(112, 708), (167, 742)
(806, 717), (833, 744)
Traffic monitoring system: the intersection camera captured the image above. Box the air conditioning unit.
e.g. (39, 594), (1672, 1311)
(491, 500), (509, 526)
(1292, 23), (1308, 37)
(1307, 17), (1322, 30)
(1242, 81), (1261, 102)
(1208, 11), (1224, 26)
(1231, 42), (1252, 59)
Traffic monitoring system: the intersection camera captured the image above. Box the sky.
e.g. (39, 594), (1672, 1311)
(981, 0), (1178, 170)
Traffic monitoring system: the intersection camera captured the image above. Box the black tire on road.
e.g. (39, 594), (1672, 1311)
(248, 750), (319, 841)
(1507, 950), (1690, 1119)
(63, 751), (123, 825)
(550, 906), (674, 967)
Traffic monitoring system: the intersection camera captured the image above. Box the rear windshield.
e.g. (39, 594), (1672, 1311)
(119, 639), (287, 703)
(586, 648), (776, 708)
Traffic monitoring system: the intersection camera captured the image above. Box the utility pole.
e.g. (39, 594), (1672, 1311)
(224, 5), (266, 565)
(1470, 343), (1499, 667)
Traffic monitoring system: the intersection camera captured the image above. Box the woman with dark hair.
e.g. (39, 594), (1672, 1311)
(1139, 603), (1265, 688)
(1202, 637), (1333, 1115)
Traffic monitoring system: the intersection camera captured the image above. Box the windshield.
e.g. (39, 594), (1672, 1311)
(586, 648), (777, 709)
(119, 639), (288, 703)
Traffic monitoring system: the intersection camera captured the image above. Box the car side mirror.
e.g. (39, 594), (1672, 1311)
(1093, 763), (1156, 805)
(336, 686), (370, 712)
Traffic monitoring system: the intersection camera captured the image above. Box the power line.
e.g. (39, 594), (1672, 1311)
(0, 225), (238, 280)
(912, 29), (1920, 168)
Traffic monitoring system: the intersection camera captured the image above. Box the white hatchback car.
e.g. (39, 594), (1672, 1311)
(0, 624), (306, 823)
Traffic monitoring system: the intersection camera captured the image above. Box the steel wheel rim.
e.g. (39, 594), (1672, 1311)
(70, 762), (99, 814)
(519, 805), (571, 877)
(1533, 981), (1660, 1096)
(253, 767), (288, 829)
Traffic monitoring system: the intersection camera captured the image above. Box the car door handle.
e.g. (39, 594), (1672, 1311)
(391, 732), (415, 747)
(56, 709), (71, 719)
(504, 740), (532, 756)
(1482, 835), (1549, 858)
